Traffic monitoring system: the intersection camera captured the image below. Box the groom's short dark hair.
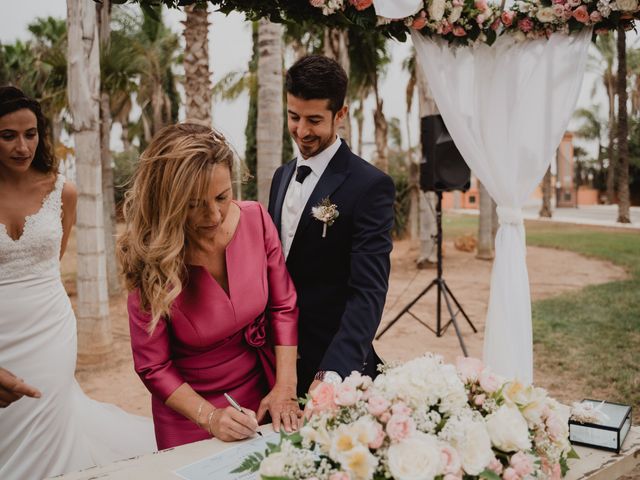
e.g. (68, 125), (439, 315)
(286, 55), (348, 115)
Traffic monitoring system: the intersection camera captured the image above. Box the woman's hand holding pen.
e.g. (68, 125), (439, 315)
(207, 405), (260, 441)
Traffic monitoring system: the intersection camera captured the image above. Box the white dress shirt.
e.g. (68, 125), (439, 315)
(280, 135), (342, 259)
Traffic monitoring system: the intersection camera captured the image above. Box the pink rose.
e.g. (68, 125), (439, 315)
(412, 11), (428, 30)
(567, 0), (581, 6)
(349, 0), (373, 11)
(369, 421), (386, 449)
(518, 17), (534, 32)
(552, 4), (565, 16)
(379, 411), (391, 423)
(590, 10), (602, 22)
(502, 467), (521, 480)
(475, 0), (489, 10)
(474, 394), (486, 406)
(479, 370), (500, 393)
(546, 412), (565, 441)
(456, 357), (484, 382)
(441, 21), (453, 35)
(310, 0), (325, 7)
(550, 463), (562, 480)
(490, 18), (502, 30)
(552, 0), (566, 3)
(367, 395), (390, 417)
(453, 25), (467, 36)
(335, 382), (359, 406)
(501, 11), (515, 26)
(477, 13), (486, 25)
(440, 444), (462, 474)
(391, 402), (412, 416)
(572, 5), (589, 23)
(329, 473), (351, 480)
(453, 0), (464, 5)
(386, 414), (415, 442)
(309, 382), (337, 413)
(488, 457), (504, 475)
(510, 452), (534, 477)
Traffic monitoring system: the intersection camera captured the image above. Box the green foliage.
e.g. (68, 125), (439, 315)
(388, 149), (411, 239)
(113, 149), (140, 206)
(479, 470), (502, 480)
(242, 21), (259, 201)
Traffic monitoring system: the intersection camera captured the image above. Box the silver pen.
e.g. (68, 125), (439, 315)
(223, 392), (263, 436)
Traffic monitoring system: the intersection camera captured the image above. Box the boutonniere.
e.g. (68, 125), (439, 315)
(311, 197), (339, 238)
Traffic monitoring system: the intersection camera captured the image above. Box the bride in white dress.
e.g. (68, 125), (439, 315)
(0, 87), (156, 479)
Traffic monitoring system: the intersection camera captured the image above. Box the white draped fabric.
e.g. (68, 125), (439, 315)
(411, 29), (591, 383)
(372, 0), (423, 18)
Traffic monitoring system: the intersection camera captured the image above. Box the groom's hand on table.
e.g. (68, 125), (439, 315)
(257, 383), (302, 433)
(209, 406), (260, 441)
(0, 367), (41, 408)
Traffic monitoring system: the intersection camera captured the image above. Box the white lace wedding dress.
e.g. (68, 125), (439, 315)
(0, 174), (156, 480)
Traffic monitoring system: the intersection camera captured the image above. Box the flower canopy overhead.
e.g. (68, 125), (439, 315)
(129, 0), (639, 45)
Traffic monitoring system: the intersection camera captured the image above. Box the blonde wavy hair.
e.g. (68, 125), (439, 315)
(117, 123), (235, 333)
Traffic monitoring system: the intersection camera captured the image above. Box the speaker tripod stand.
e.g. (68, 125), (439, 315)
(376, 191), (477, 356)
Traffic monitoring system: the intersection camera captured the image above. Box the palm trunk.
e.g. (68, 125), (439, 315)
(373, 86), (388, 173)
(616, 26), (631, 223)
(406, 110), (419, 241)
(539, 166), (552, 217)
(97, 0), (120, 296)
(476, 180), (494, 260)
(256, 19), (283, 207)
(323, 28), (351, 145)
(66, 0), (112, 366)
(606, 74), (616, 204)
(183, 4), (212, 125)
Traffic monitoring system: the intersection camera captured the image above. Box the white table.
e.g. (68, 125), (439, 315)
(55, 425), (640, 480)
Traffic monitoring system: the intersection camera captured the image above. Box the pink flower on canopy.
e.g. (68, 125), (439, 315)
(349, 0), (373, 11)
(590, 10), (603, 22)
(572, 5), (589, 23)
(456, 357), (484, 382)
(510, 452), (534, 477)
(386, 413), (415, 442)
(477, 13), (487, 25)
(441, 21), (454, 35)
(475, 0), (489, 11)
(367, 395), (390, 417)
(488, 457), (504, 475)
(391, 402), (412, 416)
(491, 18), (502, 30)
(441, 444), (462, 474)
(453, 0), (464, 5)
(369, 421), (386, 449)
(479, 370), (501, 393)
(501, 11), (515, 26)
(567, 0), (581, 6)
(453, 25), (467, 36)
(329, 473), (351, 480)
(552, 4), (565, 16)
(309, 382), (337, 413)
(552, 0), (566, 3)
(310, 0), (325, 7)
(502, 467), (521, 480)
(412, 10), (428, 30)
(518, 17), (534, 32)
(335, 382), (359, 407)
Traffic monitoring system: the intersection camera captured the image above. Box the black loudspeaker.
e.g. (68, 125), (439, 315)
(420, 114), (470, 192)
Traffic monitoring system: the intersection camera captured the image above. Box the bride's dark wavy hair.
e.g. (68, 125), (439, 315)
(0, 86), (57, 174)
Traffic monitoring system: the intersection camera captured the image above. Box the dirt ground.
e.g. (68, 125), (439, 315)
(73, 238), (628, 416)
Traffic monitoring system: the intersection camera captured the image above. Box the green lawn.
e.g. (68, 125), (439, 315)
(442, 212), (640, 419)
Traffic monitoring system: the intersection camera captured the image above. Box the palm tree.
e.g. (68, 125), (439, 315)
(66, 0), (112, 366)
(402, 52), (419, 240)
(573, 105), (606, 191)
(256, 19), (284, 206)
(539, 167), (552, 218)
(324, 28), (352, 145)
(616, 27), (631, 223)
(183, 3), (212, 125)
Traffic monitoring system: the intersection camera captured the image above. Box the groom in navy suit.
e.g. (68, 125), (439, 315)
(268, 55), (395, 395)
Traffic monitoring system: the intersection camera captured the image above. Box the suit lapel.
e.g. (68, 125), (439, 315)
(273, 159), (297, 235)
(290, 141), (350, 253)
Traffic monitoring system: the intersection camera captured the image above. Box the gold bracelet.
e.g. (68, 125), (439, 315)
(207, 409), (216, 436)
(196, 400), (206, 428)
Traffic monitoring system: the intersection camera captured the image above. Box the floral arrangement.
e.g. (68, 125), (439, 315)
(238, 353), (578, 480)
(311, 198), (340, 238)
(308, 0), (640, 45)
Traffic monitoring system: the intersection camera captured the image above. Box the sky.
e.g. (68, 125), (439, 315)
(2, 1), (638, 162)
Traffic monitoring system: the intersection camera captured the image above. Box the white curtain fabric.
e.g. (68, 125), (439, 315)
(411, 29), (591, 383)
(372, 0), (423, 19)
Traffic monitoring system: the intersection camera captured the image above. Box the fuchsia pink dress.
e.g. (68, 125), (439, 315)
(128, 201), (298, 449)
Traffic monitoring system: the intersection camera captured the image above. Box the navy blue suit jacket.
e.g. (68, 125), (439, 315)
(267, 140), (395, 394)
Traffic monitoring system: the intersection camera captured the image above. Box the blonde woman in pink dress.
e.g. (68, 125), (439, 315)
(119, 123), (301, 450)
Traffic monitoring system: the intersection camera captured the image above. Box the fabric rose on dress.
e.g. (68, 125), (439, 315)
(387, 432), (442, 480)
(486, 405), (531, 452)
(244, 314), (268, 348)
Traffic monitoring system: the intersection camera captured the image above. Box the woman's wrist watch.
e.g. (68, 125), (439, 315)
(313, 370), (342, 385)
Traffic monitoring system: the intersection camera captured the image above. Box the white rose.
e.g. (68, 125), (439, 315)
(387, 432), (442, 480)
(535, 7), (556, 22)
(342, 445), (379, 480)
(258, 451), (287, 477)
(428, 0), (446, 21)
(486, 405), (532, 452)
(616, 0), (638, 10)
(448, 6), (463, 23)
(450, 420), (493, 475)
